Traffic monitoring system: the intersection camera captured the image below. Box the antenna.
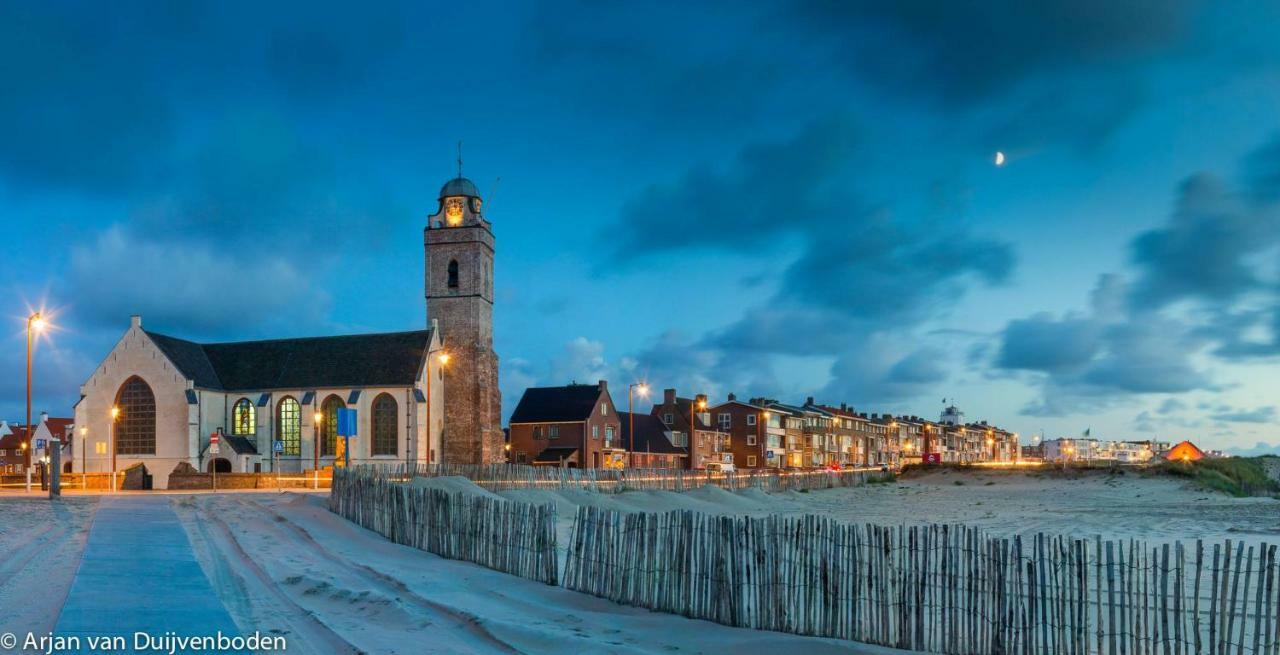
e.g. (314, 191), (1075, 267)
(456, 141), (463, 178)
(488, 176), (501, 212)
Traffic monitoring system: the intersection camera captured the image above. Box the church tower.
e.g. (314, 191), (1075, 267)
(425, 174), (503, 464)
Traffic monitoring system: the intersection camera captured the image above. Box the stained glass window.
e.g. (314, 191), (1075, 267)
(320, 395), (344, 457)
(114, 376), (156, 455)
(277, 397), (301, 456)
(371, 393), (398, 456)
(232, 398), (255, 435)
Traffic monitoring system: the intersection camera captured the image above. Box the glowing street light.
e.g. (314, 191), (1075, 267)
(25, 312), (46, 472)
(109, 405), (120, 492)
(628, 383), (650, 459)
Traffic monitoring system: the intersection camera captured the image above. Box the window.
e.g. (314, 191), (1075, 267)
(447, 260), (459, 288)
(718, 413), (731, 428)
(232, 398), (255, 435)
(371, 393), (398, 456)
(663, 413), (673, 425)
(672, 431), (687, 447)
(277, 397), (301, 456)
(605, 426), (614, 442)
(748, 455), (757, 467)
(600, 404), (608, 416)
(320, 395), (345, 457)
(533, 426), (543, 439)
(746, 414), (756, 426)
(549, 425), (560, 439)
(592, 425), (599, 440)
(114, 376), (156, 455)
(747, 434), (756, 446)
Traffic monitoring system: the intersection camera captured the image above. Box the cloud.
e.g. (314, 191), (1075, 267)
(789, 0), (1196, 105)
(1128, 174), (1276, 309)
(1209, 406), (1276, 424)
(996, 314), (1102, 373)
(65, 227), (328, 338)
(609, 115), (860, 261)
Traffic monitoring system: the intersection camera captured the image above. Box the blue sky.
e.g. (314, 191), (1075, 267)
(5, 1), (1280, 452)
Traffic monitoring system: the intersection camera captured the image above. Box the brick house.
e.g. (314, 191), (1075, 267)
(618, 412), (686, 469)
(711, 394), (773, 469)
(651, 389), (731, 470)
(508, 381), (622, 468)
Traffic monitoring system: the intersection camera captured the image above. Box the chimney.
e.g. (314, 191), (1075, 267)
(598, 380), (608, 391)
(663, 388), (676, 405)
(840, 402), (847, 411)
(805, 396), (815, 407)
(130, 315), (142, 329)
(39, 411), (49, 426)
(727, 392), (736, 402)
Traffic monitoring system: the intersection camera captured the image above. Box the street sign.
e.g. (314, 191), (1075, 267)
(337, 408), (357, 437)
(273, 440), (284, 454)
(209, 432), (221, 455)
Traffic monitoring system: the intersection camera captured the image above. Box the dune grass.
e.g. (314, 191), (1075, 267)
(1153, 456), (1280, 498)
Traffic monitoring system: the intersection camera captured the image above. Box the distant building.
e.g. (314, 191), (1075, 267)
(507, 381), (621, 468)
(1164, 440), (1206, 462)
(712, 395), (773, 470)
(651, 389), (730, 470)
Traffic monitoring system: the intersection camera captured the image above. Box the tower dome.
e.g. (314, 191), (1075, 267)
(438, 177), (480, 199)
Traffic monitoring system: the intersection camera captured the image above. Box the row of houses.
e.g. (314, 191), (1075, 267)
(506, 381), (1020, 470)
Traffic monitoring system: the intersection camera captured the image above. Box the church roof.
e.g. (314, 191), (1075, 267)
(438, 176), (479, 199)
(144, 329), (433, 392)
(509, 383), (605, 423)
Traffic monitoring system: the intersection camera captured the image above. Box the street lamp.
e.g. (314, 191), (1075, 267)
(690, 397), (707, 466)
(313, 410), (323, 473)
(109, 405), (120, 491)
(424, 351), (449, 465)
(25, 312), (45, 472)
(627, 383), (650, 461)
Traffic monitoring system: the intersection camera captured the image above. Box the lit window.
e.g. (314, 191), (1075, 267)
(320, 395), (345, 457)
(276, 397), (301, 456)
(748, 455), (757, 467)
(232, 398), (255, 436)
(115, 376), (156, 455)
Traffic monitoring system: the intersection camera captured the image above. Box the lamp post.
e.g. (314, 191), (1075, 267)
(109, 405), (119, 492)
(80, 426), (87, 477)
(425, 352), (448, 465)
(25, 312), (45, 472)
(627, 383), (649, 463)
(690, 397), (707, 467)
(313, 410), (323, 473)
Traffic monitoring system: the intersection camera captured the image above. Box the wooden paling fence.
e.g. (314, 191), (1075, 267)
(564, 507), (1280, 655)
(329, 467), (559, 585)
(377, 462), (873, 493)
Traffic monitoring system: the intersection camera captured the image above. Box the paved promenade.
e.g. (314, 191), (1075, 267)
(53, 495), (243, 651)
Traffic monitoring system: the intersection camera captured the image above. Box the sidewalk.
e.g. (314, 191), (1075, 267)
(53, 495), (244, 651)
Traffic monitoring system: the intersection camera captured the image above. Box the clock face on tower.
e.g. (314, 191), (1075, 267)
(445, 197), (465, 226)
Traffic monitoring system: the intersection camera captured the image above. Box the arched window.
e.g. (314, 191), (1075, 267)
(320, 395), (345, 457)
(276, 396), (301, 456)
(371, 393), (398, 456)
(232, 398), (255, 435)
(447, 260), (459, 288)
(114, 376), (156, 455)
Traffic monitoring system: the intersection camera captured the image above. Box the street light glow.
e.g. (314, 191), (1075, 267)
(30, 313), (46, 332)
(110, 406), (120, 420)
(637, 383), (650, 396)
(437, 352), (450, 365)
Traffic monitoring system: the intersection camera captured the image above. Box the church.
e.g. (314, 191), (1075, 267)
(72, 174), (504, 488)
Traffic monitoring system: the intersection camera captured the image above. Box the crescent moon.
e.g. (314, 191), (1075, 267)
(994, 151), (1006, 166)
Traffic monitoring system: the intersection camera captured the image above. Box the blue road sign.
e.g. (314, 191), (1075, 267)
(36, 439), (46, 449)
(273, 440), (284, 454)
(337, 408), (357, 437)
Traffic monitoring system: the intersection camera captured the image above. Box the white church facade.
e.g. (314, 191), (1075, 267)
(73, 316), (445, 488)
(72, 172), (502, 488)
